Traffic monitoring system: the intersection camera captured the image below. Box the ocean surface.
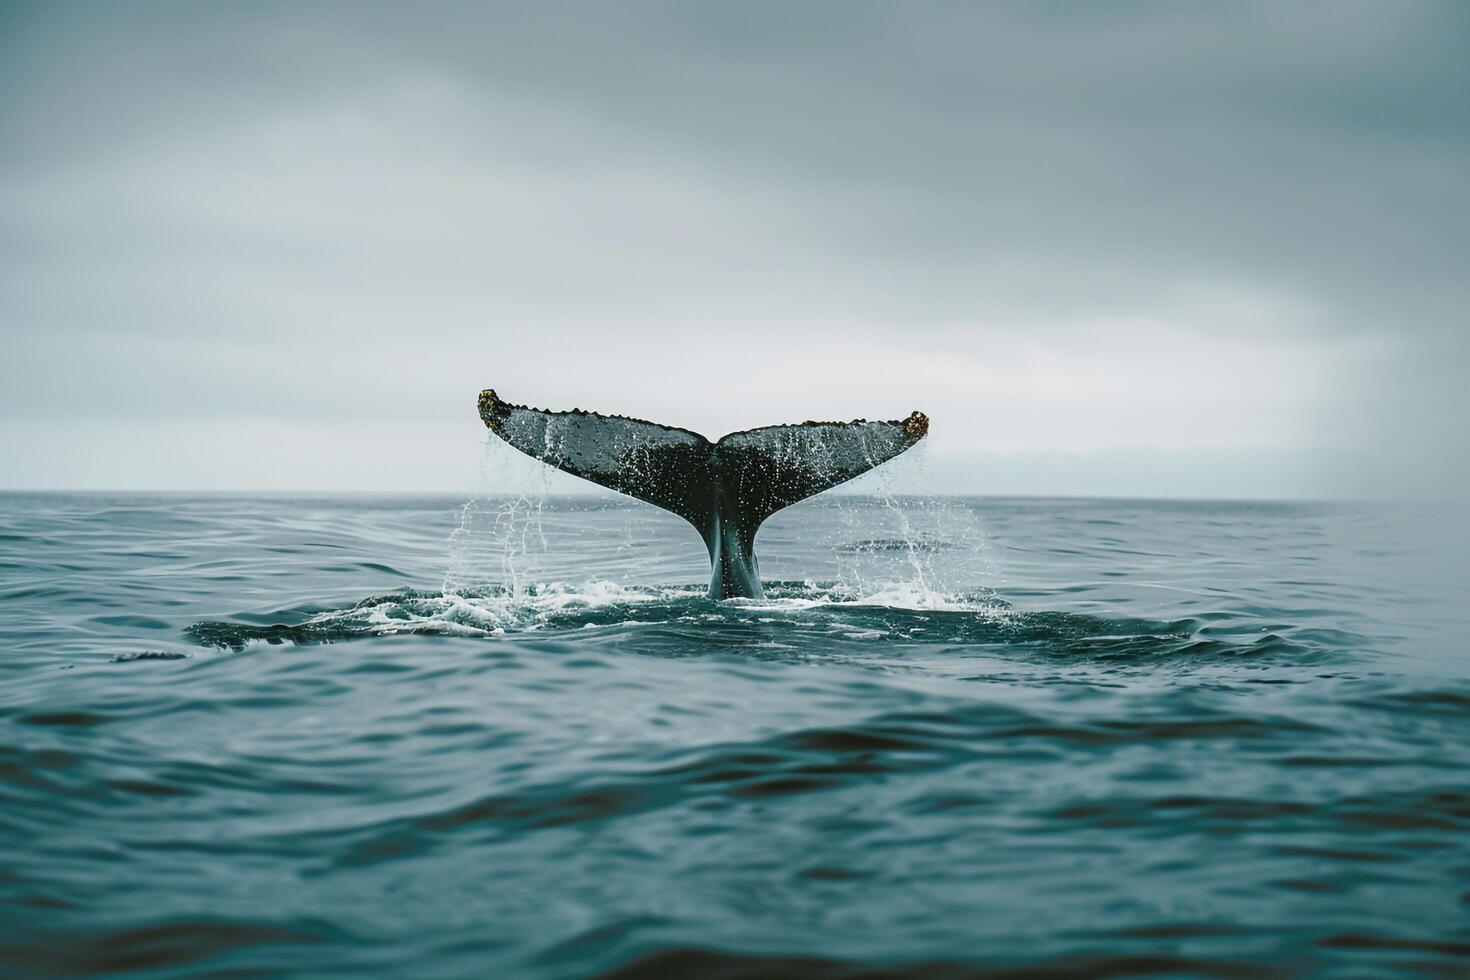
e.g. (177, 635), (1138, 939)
(1, 487), (1467, 978)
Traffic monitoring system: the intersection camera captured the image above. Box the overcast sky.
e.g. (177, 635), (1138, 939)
(1, 1), (1465, 497)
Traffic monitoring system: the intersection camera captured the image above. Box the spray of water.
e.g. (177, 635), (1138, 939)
(824, 441), (996, 607)
(444, 436), (550, 597)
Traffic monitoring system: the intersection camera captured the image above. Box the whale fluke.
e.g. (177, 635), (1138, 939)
(478, 389), (928, 599)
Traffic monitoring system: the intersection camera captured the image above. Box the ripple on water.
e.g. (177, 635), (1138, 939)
(1, 494), (1465, 978)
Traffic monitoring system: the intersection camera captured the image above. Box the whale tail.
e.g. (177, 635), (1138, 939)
(477, 390), (929, 599)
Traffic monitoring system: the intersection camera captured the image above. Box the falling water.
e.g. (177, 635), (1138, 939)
(444, 435), (551, 598)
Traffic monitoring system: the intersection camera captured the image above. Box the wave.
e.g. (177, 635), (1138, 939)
(590, 948), (1279, 979)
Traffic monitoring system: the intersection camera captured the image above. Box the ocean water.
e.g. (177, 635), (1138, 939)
(1, 488), (1466, 977)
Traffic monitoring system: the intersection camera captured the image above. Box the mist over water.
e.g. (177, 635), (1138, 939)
(1, 489), (1466, 977)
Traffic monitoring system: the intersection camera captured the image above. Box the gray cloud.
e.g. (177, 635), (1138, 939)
(1, 1), (1464, 495)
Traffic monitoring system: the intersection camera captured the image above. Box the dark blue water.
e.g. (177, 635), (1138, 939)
(2, 490), (1466, 977)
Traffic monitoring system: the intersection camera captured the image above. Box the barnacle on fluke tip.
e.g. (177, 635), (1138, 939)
(475, 388), (929, 600)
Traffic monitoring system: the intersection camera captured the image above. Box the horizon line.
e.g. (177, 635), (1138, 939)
(0, 487), (1401, 506)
